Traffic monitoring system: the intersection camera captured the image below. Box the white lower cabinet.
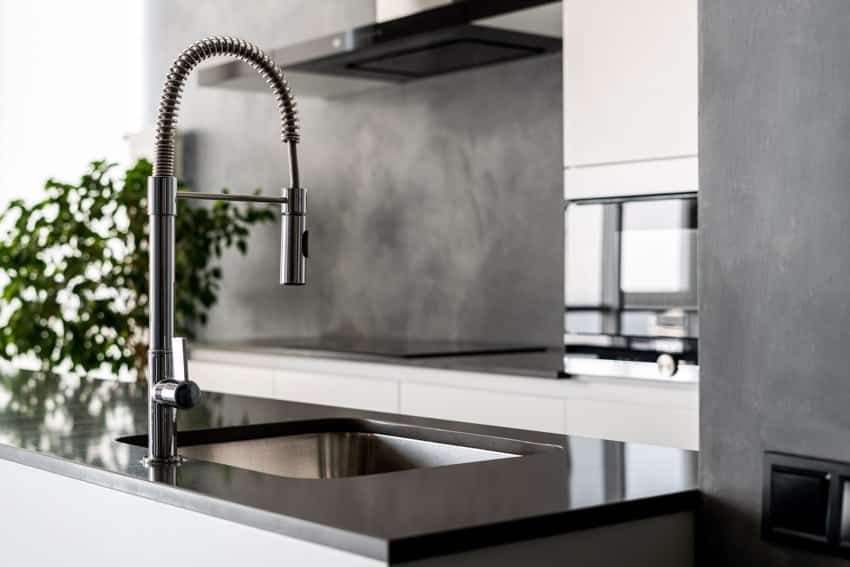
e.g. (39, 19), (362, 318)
(399, 382), (566, 434)
(189, 360), (275, 398)
(272, 369), (398, 413)
(190, 359), (398, 412)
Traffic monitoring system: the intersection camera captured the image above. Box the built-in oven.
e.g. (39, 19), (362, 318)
(564, 192), (698, 380)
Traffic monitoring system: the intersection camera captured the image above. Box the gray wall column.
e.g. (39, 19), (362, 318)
(700, 0), (850, 564)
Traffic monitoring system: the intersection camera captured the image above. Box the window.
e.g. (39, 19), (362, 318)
(0, 0), (144, 204)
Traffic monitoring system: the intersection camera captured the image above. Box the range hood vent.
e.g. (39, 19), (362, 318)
(198, 0), (562, 97)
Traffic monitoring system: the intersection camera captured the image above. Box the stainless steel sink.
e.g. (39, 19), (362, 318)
(180, 431), (519, 479)
(118, 418), (556, 480)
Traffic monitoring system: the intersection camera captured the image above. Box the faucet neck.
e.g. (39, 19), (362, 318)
(147, 175), (178, 463)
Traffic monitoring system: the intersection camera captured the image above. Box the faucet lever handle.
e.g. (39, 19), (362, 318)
(152, 379), (201, 410)
(152, 338), (200, 409)
(173, 337), (189, 382)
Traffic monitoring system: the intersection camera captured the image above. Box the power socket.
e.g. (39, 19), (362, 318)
(763, 451), (850, 558)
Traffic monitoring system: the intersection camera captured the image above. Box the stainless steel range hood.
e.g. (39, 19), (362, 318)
(198, 0), (562, 97)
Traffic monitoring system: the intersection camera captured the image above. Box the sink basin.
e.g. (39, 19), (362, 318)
(118, 418), (555, 479)
(180, 431), (518, 479)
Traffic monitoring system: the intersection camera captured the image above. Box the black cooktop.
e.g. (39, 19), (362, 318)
(241, 336), (548, 359)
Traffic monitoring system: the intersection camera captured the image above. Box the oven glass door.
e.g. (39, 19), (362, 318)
(565, 193), (698, 349)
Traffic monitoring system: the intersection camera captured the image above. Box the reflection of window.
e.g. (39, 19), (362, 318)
(0, 0), (144, 204)
(621, 200), (694, 294)
(565, 201), (604, 305)
(619, 198), (698, 308)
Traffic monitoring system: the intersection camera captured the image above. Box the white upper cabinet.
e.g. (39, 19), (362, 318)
(563, 0), (698, 168)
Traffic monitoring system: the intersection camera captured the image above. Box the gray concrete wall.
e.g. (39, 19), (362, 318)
(144, 0), (563, 345)
(700, 0), (850, 564)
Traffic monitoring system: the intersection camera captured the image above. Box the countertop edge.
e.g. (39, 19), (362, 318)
(388, 490), (701, 563)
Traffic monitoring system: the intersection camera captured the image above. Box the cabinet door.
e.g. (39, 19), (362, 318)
(272, 369), (399, 413)
(188, 360), (274, 398)
(563, 0), (697, 167)
(400, 382), (566, 434)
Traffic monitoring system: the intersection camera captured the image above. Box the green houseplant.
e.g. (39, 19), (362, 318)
(0, 159), (275, 377)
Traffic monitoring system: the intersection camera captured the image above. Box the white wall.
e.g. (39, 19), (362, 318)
(0, 0), (144, 204)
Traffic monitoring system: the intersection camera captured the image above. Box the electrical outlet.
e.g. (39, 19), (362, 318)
(763, 452), (850, 558)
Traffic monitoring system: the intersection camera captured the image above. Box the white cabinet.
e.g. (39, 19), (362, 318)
(189, 360), (274, 398)
(191, 358), (398, 412)
(562, 156), (698, 200)
(272, 369), (398, 413)
(399, 382), (566, 434)
(563, 0), (698, 168)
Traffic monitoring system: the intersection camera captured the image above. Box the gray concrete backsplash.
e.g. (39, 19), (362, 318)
(144, 0), (563, 345)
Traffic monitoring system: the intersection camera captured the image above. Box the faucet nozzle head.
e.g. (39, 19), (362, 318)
(280, 186), (307, 285)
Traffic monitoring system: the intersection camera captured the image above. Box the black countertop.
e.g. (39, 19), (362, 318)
(229, 336), (551, 359)
(200, 337), (569, 379)
(197, 338), (701, 383)
(0, 370), (698, 563)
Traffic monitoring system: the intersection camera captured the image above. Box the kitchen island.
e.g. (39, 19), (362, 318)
(0, 370), (697, 565)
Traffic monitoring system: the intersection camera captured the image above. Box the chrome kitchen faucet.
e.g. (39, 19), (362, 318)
(146, 37), (305, 464)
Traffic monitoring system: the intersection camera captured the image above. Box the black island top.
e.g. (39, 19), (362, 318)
(0, 370), (698, 563)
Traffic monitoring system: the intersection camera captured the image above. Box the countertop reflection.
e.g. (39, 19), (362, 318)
(0, 370), (698, 562)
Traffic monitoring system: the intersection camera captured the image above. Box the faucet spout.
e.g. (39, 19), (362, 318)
(153, 36), (300, 178)
(146, 37), (304, 464)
